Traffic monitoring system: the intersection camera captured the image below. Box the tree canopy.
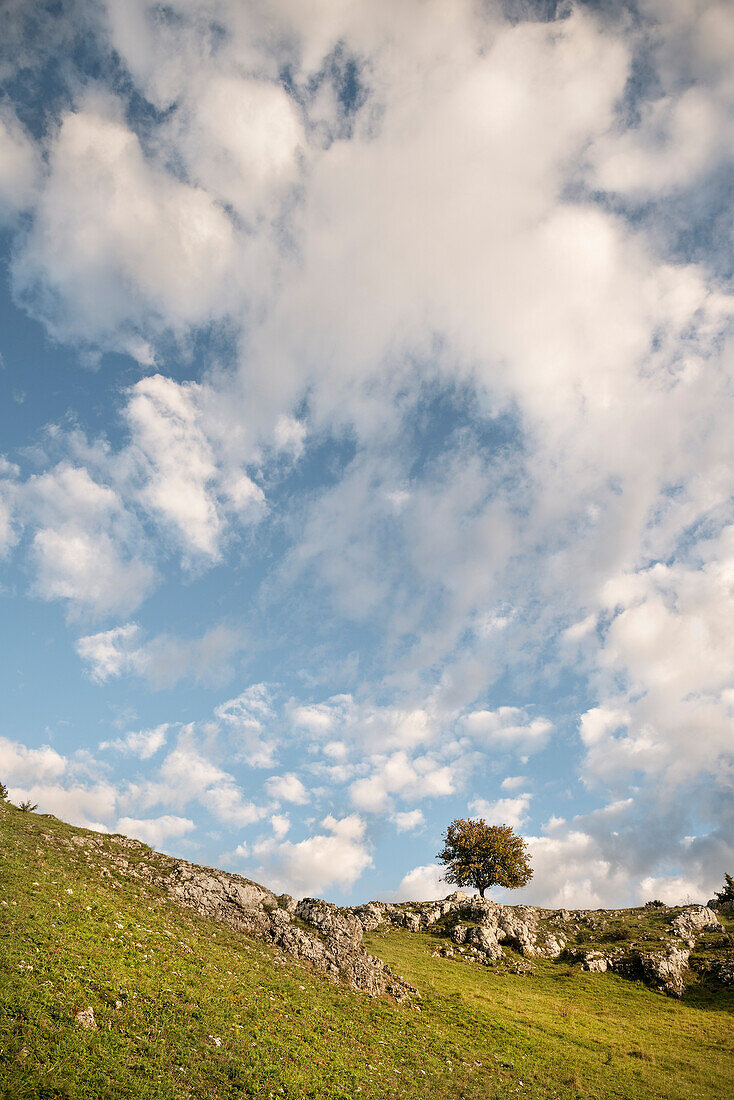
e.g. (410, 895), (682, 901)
(714, 873), (734, 904)
(437, 818), (533, 898)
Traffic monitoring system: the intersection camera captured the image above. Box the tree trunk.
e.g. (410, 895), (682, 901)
(479, 886), (485, 898)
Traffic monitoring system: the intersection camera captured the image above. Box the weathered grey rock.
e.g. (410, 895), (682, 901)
(351, 902), (386, 932)
(75, 1006), (96, 1030)
(581, 951), (609, 973)
(670, 906), (722, 938)
(450, 923), (468, 945)
(709, 958), (734, 985)
(565, 948), (612, 972)
(636, 947), (690, 997)
(496, 910), (538, 957)
(539, 933), (566, 959)
(468, 925), (504, 961)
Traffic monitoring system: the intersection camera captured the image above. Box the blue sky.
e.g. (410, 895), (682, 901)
(1, 0), (733, 907)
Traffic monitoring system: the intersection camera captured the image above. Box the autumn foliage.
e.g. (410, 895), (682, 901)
(437, 818), (533, 898)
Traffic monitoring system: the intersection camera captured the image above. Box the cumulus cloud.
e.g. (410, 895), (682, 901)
(13, 96), (240, 357)
(265, 773), (309, 805)
(24, 464), (155, 619)
(125, 374), (265, 561)
(349, 750), (456, 813)
(99, 724), (168, 760)
(0, 464), (18, 559)
(251, 814), (372, 896)
(392, 863), (447, 903)
(469, 793), (532, 830)
(116, 814), (195, 849)
(214, 684), (278, 768)
(393, 809), (425, 833)
(0, 736), (67, 785)
(0, 105), (40, 221)
(292, 694), (440, 752)
(76, 622), (243, 689)
(463, 709), (553, 754)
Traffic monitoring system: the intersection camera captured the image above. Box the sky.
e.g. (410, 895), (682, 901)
(0, 0), (733, 908)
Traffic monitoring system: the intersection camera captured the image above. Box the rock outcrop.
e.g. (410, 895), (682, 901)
(52, 831), (415, 1001)
(670, 905), (722, 939)
(44, 825), (733, 1002)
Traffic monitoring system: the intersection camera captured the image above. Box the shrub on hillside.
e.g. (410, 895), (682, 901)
(714, 874), (734, 905)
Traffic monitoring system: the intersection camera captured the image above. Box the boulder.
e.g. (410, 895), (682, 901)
(468, 925), (504, 961)
(581, 951), (609, 973)
(670, 906), (722, 939)
(636, 947), (690, 998)
(75, 1007), (96, 1030)
(450, 924), (468, 945)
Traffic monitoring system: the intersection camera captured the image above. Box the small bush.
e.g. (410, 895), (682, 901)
(644, 900), (666, 909)
(0, 780), (7, 800)
(17, 800), (38, 813)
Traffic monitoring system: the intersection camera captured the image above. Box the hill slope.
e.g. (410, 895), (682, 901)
(1, 803), (732, 1099)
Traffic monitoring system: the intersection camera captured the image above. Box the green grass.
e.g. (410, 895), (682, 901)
(1, 804), (732, 1099)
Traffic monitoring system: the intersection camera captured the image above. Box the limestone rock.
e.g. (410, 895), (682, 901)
(75, 1006), (96, 1030)
(581, 951), (609, 973)
(670, 906), (722, 939)
(468, 925), (504, 961)
(709, 958), (734, 985)
(636, 947), (690, 997)
(450, 924), (468, 945)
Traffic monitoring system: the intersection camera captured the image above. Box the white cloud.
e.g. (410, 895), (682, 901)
(500, 775), (528, 792)
(165, 74), (303, 223)
(13, 96), (240, 356)
(0, 105), (39, 221)
(126, 374), (265, 561)
(99, 724), (169, 760)
(0, 469), (18, 559)
(214, 684), (277, 768)
(292, 694), (440, 752)
(251, 813), (372, 896)
(0, 736), (67, 784)
(391, 863), (447, 903)
(271, 813), (290, 839)
(392, 808), (425, 833)
(6, 781), (118, 831)
(265, 773), (309, 805)
(469, 793), (532, 830)
(25, 464), (154, 620)
(131, 728), (268, 831)
(76, 621), (242, 689)
(116, 814), (195, 849)
(463, 708), (553, 754)
(349, 750), (456, 813)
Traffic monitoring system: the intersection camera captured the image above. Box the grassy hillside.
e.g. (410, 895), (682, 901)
(1, 803), (732, 1099)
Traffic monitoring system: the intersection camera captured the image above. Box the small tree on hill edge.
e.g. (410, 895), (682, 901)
(715, 873), (734, 905)
(437, 818), (533, 898)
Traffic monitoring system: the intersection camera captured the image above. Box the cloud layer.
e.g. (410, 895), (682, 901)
(0, 0), (732, 906)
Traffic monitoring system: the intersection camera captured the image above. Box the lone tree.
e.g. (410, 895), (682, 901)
(714, 873), (734, 905)
(437, 818), (533, 898)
